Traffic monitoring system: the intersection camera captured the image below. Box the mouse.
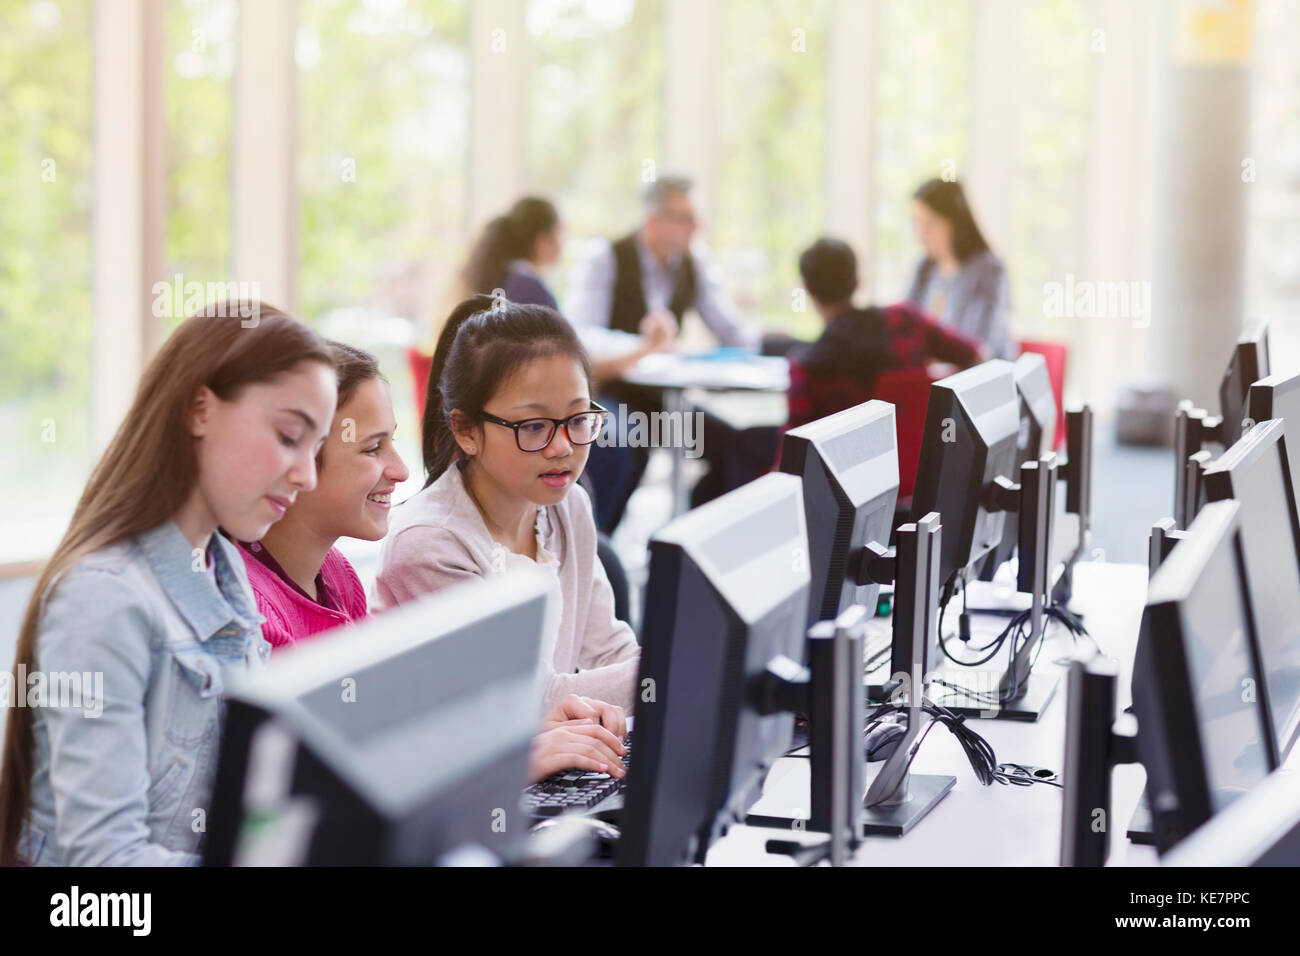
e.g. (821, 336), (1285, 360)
(864, 713), (908, 763)
(530, 816), (622, 860)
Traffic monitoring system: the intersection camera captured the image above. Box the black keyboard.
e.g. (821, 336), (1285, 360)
(521, 733), (632, 817)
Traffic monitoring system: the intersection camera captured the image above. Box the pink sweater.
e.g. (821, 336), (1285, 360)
(237, 541), (369, 649)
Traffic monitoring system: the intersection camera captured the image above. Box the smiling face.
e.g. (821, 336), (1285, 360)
(454, 352), (592, 509)
(189, 360), (338, 543)
(290, 376), (410, 541)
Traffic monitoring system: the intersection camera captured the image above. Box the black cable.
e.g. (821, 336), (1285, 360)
(932, 600), (1094, 706)
(994, 762), (1063, 789)
(799, 701), (1057, 792)
(863, 641), (893, 674)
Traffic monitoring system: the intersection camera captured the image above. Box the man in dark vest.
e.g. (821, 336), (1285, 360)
(567, 175), (755, 532)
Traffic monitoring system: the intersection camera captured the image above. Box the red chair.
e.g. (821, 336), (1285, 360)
(872, 367), (936, 500)
(1017, 339), (1068, 449)
(408, 347), (434, 420)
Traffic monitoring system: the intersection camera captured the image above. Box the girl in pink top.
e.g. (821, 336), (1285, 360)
(237, 343), (409, 648)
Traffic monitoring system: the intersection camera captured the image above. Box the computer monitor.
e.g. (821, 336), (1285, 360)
(1060, 653), (1132, 867)
(978, 352), (1057, 581)
(1162, 766), (1300, 866)
(1203, 419), (1300, 760)
(1218, 320), (1270, 447)
(911, 359), (1021, 586)
(617, 473), (811, 867)
(1131, 499), (1274, 854)
(778, 399), (899, 631)
(1248, 369), (1300, 499)
(204, 568), (554, 866)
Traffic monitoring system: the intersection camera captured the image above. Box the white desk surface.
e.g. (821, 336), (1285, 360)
(706, 560), (1159, 867)
(622, 351), (789, 392)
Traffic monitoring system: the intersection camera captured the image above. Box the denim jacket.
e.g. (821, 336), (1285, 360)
(17, 521), (268, 866)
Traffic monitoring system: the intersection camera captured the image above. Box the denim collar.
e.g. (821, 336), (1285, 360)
(136, 521), (262, 646)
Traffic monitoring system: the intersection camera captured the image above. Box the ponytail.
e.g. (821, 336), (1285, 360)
(459, 197), (559, 298)
(422, 297), (494, 485)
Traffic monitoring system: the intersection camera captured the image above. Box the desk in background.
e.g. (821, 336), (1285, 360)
(622, 350), (789, 518)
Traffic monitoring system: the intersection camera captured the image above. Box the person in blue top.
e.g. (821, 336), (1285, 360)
(905, 178), (1015, 360)
(460, 196), (563, 309)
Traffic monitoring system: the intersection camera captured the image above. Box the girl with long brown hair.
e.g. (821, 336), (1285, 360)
(0, 302), (337, 865)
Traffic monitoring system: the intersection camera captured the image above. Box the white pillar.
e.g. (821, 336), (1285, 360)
(1149, 0), (1253, 410)
(965, 0), (1021, 258)
(233, 0), (298, 312)
(825, 0), (877, 293)
(1076, 0), (1162, 412)
(92, 0), (162, 454)
(468, 0), (525, 232)
(141, 0), (166, 357)
(664, 0), (720, 221)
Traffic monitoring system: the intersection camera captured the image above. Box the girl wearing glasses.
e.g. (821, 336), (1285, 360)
(375, 298), (638, 778)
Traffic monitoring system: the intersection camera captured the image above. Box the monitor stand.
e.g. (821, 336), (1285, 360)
(929, 456), (1063, 722)
(861, 514), (955, 835)
(861, 772), (956, 836)
(1126, 788), (1155, 845)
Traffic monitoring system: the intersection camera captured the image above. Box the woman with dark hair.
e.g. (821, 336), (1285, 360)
(376, 297), (638, 778)
(905, 178), (1014, 359)
(460, 196), (562, 308)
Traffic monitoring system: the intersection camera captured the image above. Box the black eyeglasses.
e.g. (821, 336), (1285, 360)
(479, 402), (610, 452)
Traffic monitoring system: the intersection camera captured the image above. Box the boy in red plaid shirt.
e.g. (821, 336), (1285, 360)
(788, 238), (987, 429)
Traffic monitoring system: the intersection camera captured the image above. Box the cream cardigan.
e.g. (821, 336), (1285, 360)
(373, 462), (640, 711)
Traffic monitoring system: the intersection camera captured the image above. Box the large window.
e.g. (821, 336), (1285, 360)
(0, 0), (93, 559)
(1007, 0), (1094, 342)
(524, 0), (663, 282)
(712, 0), (830, 332)
(298, 0), (469, 328)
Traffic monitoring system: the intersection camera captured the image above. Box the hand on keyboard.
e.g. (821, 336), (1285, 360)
(528, 721), (628, 784)
(522, 732), (634, 817)
(544, 694), (627, 739)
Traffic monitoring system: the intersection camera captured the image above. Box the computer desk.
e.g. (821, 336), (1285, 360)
(707, 560), (1160, 867)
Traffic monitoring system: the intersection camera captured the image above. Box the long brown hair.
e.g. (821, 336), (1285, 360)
(317, 341), (383, 470)
(0, 301), (334, 864)
(913, 178), (992, 263)
(460, 197), (559, 298)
